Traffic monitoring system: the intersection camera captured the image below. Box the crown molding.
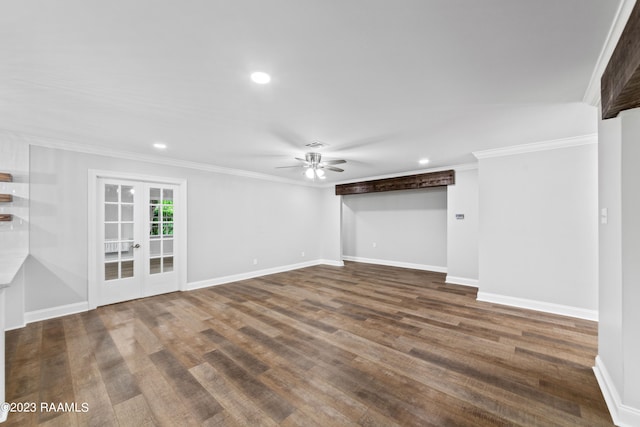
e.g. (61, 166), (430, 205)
(583, 0), (637, 106)
(0, 128), (316, 187)
(472, 134), (597, 160)
(1, 128), (479, 190)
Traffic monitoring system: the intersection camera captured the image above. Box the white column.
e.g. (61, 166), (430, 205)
(596, 107), (640, 426)
(0, 288), (7, 423)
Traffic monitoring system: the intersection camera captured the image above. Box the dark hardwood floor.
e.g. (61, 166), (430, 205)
(4, 262), (613, 426)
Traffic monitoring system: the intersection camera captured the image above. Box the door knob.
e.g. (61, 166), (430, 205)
(132, 243), (141, 249)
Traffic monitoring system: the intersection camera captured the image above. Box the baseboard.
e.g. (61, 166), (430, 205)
(4, 322), (26, 332)
(24, 301), (89, 324)
(186, 259), (344, 291)
(342, 256), (447, 273)
(0, 406), (7, 423)
(594, 356), (640, 426)
(445, 275), (478, 287)
(476, 292), (598, 321)
(318, 259), (345, 267)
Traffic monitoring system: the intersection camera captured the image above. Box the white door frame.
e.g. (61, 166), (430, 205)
(88, 169), (188, 310)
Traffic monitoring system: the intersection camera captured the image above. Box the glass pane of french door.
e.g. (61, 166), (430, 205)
(104, 183), (136, 280)
(149, 186), (174, 275)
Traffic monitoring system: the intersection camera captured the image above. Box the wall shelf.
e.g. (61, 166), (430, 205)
(0, 173), (15, 220)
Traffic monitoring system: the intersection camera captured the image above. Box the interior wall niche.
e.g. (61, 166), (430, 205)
(341, 187), (448, 270)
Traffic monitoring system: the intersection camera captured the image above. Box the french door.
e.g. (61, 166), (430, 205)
(96, 178), (179, 306)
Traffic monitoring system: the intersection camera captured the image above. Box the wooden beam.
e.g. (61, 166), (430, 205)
(335, 170), (455, 196)
(602, 1), (640, 119)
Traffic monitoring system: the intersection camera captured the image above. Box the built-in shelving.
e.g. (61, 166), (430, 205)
(0, 172), (14, 221)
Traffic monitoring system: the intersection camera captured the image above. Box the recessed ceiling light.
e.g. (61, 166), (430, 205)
(251, 71), (271, 84)
(153, 143), (167, 150)
(419, 158), (430, 165)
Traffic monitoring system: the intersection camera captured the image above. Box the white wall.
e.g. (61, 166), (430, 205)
(341, 187), (447, 271)
(597, 112), (624, 395)
(620, 109), (640, 409)
(446, 168), (479, 285)
(0, 138), (29, 329)
(319, 188), (343, 265)
(477, 142), (599, 318)
(596, 107), (640, 426)
(26, 145), (334, 314)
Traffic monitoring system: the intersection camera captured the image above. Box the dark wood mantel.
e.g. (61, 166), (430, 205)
(601, 2), (640, 119)
(335, 170), (455, 196)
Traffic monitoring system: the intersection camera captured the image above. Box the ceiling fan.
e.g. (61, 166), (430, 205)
(277, 152), (346, 180)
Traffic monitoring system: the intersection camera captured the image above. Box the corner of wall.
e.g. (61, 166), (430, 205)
(445, 275), (478, 287)
(594, 356), (640, 427)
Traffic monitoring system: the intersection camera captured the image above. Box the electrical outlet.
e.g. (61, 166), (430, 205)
(301, 251), (305, 257)
(372, 242), (377, 248)
(253, 258), (258, 265)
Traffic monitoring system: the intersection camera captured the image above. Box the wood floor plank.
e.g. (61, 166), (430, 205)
(149, 349), (224, 423)
(258, 366), (360, 427)
(133, 364), (201, 427)
(80, 311), (141, 406)
(190, 362), (278, 427)
(112, 394), (156, 427)
(5, 323), (43, 401)
(3, 262), (613, 426)
(62, 315), (119, 427)
(37, 319), (75, 425)
(203, 350), (294, 423)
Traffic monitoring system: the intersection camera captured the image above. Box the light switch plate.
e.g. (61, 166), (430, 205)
(600, 208), (608, 224)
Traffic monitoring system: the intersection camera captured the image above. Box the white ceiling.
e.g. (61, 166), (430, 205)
(0, 0), (621, 184)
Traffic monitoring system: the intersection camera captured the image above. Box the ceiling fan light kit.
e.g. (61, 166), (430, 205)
(277, 151), (346, 180)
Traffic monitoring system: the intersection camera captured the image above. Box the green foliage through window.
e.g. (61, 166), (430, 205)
(150, 201), (174, 236)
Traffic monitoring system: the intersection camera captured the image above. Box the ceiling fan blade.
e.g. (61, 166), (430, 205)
(322, 159), (346, 165)
(276, 165), (306, 169)
(324, 166), (344, 172)
(294, 157), (307, 162)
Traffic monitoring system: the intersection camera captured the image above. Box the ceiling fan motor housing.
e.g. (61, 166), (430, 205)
(305, 152), (322, 166)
